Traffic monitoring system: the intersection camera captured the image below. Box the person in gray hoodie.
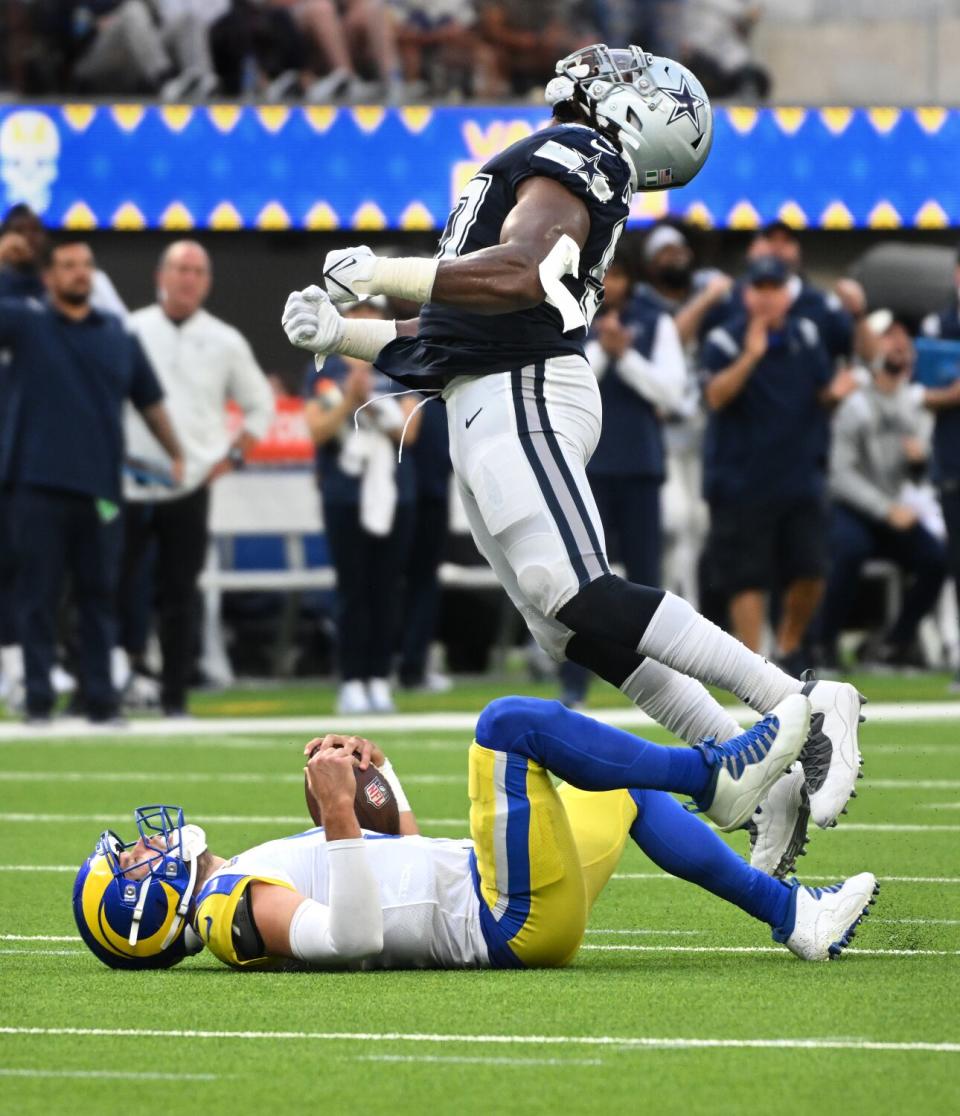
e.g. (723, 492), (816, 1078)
(819, 316), (947, 669)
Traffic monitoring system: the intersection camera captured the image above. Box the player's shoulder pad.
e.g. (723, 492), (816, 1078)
(515, 124), (631, 205)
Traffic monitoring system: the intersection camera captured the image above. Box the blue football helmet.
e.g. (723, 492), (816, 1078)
(73, 805), (207, 969)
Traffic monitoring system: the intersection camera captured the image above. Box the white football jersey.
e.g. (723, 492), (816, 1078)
(219, 828), (490, 969)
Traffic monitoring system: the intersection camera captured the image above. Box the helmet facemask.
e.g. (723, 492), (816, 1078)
(73, 805), (207, 969)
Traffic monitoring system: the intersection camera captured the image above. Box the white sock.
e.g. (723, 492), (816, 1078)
(622, 657), (743, 745)
(638, 591), (802, 713)
(0, 644), (23, 684)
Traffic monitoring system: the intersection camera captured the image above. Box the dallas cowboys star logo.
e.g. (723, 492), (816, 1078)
(570, 150), (604, 184)
(662, 75), (705, 131)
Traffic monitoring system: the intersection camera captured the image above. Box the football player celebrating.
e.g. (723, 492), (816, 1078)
(73, 693), (878, 972)
(281, 44), (863, 855)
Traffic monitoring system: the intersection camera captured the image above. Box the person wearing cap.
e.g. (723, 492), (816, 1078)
(919, 250), (960, 689)
(819, 316), (946, 670)
(700, 255), (838, 670)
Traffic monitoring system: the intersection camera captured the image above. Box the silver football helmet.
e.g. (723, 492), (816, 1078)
(546, 44), (713, 193)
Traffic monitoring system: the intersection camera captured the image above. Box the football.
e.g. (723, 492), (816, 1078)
(304, 759), (400, 835)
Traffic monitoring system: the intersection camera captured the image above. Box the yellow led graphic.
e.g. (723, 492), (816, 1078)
(62, 104), (96, 132)
(867, 201), (902, 228)
(399, 107), (433, 134)
(63, 202), (97, 229)
(256, 202), (291, 230)
(305, 202), (340, 230)
(684, 201), (714, 228)
(352, 202), (387, 229)
(256, 106), (290, 134)
(351, 106), (387, 134)
(777, 201), (808, 228)
(867, 107), (901, 135)
(304, 107), (338, 133)
(208, 202), (243, 230)
(208, 105), (242, 134)
(915, 200), (949, 228)
(915, 107), (947, 135)
(819, 108), (853, 136)
(112, 202), (146, 230)
(820, 201), (854, 229)
(772, 108), (807, 136)
(110, 105), (145, 132)
(399, 202), (434, 230)
(160, 202), (194, 230)
(726, 107), (758, 136)
(160, 106), (194, 133)
(727, 200), (761, 229)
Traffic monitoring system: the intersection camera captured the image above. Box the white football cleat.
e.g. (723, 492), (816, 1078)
(774, 872), (878, 960)
(367, 677), (396, 714)
(746, 762), (810, 878)
(800, 676), (865, 829)
(695, 693), (811, 831)
(336, 680), (372, 716)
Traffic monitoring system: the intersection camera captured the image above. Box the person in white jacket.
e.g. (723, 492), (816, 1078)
(119, 240), (274, 716)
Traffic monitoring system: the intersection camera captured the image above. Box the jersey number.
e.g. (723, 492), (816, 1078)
(436, 173), (493, 260)
(581, 216), (626, 327)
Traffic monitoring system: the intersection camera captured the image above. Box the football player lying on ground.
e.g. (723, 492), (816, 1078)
(281, 44), (865, 869)
(73, 693), (878, 973)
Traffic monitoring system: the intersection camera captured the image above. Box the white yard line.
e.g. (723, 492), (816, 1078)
(1, 1026), (958, 1055)
(0, 771), (461, 785)
(0, 700), (958, 742)
(0, 935), (79, 942)
(0, 1068), (219, 1081)
(349, 1054), (605, 1067)
(610, 872), (960, 884)
(579, 945), (959, 956)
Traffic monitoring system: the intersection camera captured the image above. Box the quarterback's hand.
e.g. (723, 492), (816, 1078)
(281, 285), (344, 354)
(322, 245), (377, 303)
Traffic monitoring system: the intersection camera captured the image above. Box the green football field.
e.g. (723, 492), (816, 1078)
(2, 702), (959, 1115)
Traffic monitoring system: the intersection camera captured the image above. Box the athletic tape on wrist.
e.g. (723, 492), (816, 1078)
(377, 758), (411, 815)
(356, 257), (439, 305)
(333, 317), (398, 362)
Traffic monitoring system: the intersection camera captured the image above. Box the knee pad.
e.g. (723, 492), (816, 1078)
(557, 574), (665, 650)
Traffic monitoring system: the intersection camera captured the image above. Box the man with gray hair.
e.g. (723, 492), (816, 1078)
(120, 240), (274, 716)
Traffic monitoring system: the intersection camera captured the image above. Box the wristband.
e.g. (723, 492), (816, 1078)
(333, 317), (399, 362)
(377, 758), (411, 814)
(356, 257), (439, 305)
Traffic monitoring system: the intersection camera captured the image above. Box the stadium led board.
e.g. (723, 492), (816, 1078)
(1, 103), (957, 231)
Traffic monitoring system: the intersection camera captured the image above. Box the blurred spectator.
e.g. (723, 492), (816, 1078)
(304, 303), (421, 715)
(700, 255), (833, 669)
(397, 399), (452, 690)
(64, 1), (218, 99)
(635, 222), (730, 607)
(476, 2), (594, 97)
(559, 256), (686, 707)
(0, 205), (127, 711)
(259, 0), (402, 102)
(392, 0), (477, 99)
(682, 0), (770, 99)
(119, 241), (275, 717)
(919, 254), (960, 688)
(820, 317), (946, 669)
(0, 240), (182, 723)
(747, 221), (877, 366)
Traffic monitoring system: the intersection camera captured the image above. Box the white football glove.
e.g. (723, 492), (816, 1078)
(281, 285), (344, 355)
(322, 245), (377, 303)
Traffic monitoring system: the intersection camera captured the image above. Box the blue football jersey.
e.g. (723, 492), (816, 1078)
(376, 123), (632, 389)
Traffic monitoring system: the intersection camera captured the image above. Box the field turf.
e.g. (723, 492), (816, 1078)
(2, 701), (959, 1115)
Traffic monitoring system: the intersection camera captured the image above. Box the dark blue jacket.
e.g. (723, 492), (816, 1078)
(588, 298), (665, 481)
(701, 314), (832, 506)
(0, 298), (162, 502)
